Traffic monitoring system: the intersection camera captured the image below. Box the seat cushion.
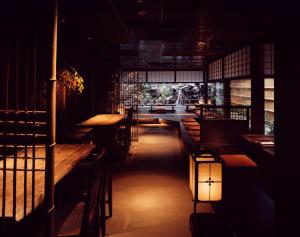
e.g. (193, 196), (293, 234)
(187, 130), (200, 136)
(191, 135), (201, 143)
(184, 125), (201, 131)
(183, 121), (200, 126)
(181, 117), (197, 122)
(220, 155), (257, 168)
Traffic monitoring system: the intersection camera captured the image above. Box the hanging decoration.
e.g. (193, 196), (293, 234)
(58, 65), (84, 94)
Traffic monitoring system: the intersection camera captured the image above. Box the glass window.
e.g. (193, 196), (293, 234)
(264, 78), (274, 134)
(230, 79), (251, 105)
(208, 82), (224, 105)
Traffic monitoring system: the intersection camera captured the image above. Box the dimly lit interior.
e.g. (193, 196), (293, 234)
(1, 0), (300, 237)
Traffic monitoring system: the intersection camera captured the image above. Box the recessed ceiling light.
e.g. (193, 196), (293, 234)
(138, 10), (146, 16)
(197, 41), (206, 47)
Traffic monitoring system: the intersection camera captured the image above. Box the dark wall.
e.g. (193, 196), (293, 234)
(0, 0), (53, 111)
(56, 30), (120, 140)
(274, 4), (300, 236)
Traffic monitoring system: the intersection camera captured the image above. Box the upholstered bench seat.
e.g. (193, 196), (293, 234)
(190, 135), (201, 143)
(184, 125), (201, 130)
(183, 121), (200, 126)
(181, 117), (197, 122)
(187, 130), (200, 136)
(220, 154), (258, 187)
(220, 154), (257, 168)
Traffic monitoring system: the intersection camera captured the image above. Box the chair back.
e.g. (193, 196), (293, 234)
(80, 148), (106, 237)
(125, 107), (134, 148)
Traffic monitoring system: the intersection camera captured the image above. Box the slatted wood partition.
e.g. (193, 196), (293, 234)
(0, 2), (53, 235)
(0, 110), (47, 222)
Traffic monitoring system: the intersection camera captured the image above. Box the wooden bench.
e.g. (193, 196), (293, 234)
(66, 127), (93, 144)
(220, 154), (258, 205)
(149, 104), (176, 113)
(179, 118), (201, 155)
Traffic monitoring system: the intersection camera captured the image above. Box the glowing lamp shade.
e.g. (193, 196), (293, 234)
(189, 151), (223, 211)
(198, 162), (222, 201)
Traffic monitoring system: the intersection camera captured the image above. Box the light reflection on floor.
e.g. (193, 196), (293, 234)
(106, 124), (195, 237)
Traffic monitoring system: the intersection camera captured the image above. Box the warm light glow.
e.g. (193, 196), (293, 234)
(198, 163), (222, 201)
(198, 98), (205, 104)
(117, 103), (125, 114)
(197, 41), (206, 48)
(138, 10), (146, 16)
(198, 182), (222, 201)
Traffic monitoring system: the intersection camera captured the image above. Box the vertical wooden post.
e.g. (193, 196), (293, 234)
(45, 1), (58, 237)
(274, 35), (300, 237)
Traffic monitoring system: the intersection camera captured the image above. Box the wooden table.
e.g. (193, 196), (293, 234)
(78, 114), (125, 127)
(241, 134), (275, 198)
(0, 144), (95, 221)
(241, 134), (274, 156)
(78, 114), (125, 147)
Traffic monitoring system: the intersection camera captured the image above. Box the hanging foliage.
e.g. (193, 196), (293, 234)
(58, 65), (84, 94)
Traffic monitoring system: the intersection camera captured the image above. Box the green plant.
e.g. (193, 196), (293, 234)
(59, 65), (84, 94)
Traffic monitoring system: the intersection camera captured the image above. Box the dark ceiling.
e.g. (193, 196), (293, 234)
(2, 0), (299, 70)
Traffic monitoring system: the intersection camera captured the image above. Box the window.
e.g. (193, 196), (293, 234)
(176, 71), (204, 82)
(230, 79), (251, 106)
(224, 47), (250, 78)
(148, 71), (174, 83)
(264, 78), (274, 134)
(208, 59), (222, 80)
(208, 82), (224, 105)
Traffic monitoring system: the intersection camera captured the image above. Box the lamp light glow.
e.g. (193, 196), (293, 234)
(189, 150), (223, 212)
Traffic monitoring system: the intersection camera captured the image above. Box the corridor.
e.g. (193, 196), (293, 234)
(107, 124), (193, 237)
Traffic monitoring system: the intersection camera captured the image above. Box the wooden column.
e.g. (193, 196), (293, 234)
(250, 44), (265, 133)
(45, 1), (58, 237)
(222, 58), (231, 107)
(275, 36), (300, 236)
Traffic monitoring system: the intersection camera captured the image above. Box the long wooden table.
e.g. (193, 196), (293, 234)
(0, 144), (95, 221)
(241, 134), (274, 157)
(78, 114), (125, 127)
(78, 114), (125, 148)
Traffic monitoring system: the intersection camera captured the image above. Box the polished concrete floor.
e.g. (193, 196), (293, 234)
(106, 121), (274, 237)
(106, 124), (194, 237)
